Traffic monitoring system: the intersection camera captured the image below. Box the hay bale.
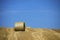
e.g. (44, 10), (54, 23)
(14, 22), (25, 31)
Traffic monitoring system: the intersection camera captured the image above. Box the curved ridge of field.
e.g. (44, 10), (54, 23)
(0, 28), (60, 40)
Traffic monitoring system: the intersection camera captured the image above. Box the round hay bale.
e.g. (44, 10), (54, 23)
(14, 22), (25, 31)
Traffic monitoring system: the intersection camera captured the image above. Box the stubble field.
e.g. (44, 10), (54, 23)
(0, 27), (60, 40)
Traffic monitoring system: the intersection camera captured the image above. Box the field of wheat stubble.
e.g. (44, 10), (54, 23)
(0, 27), (60, 40)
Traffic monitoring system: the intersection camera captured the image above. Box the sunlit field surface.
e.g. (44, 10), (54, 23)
(0, 27), (60, 40)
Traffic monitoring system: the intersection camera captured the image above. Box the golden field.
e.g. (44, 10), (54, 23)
(0, 27), (60, 40)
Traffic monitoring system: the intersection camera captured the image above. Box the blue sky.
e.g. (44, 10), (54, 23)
(0, 0), (60, 29)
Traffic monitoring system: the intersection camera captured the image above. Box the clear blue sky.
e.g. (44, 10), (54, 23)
(0, 0), (60, 29)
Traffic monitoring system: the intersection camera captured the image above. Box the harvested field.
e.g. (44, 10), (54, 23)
(0, 28), (60, 40)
